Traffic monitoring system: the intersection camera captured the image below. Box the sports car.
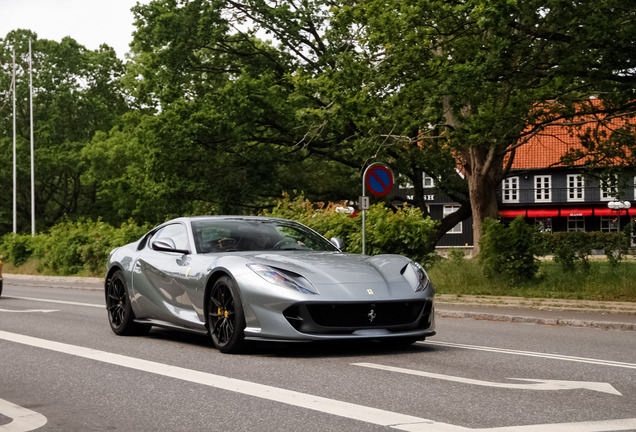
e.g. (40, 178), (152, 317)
(105, 216), (435, 353)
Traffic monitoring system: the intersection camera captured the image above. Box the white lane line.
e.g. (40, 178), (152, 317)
(353, 363), (621, 395)
(0, 397), (47, 432)
(0, 309), (58, 314)
(424, 341), (636, 369)
(463, 418), (636, 432)
(0, 330), (461, 432)
(2, 330), (635, 432)
(4, 296), (103, 309)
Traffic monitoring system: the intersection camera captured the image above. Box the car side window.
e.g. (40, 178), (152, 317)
(151, 223), (190, 251)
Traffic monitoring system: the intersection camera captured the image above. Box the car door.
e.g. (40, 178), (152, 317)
(130, 223), (202, 328)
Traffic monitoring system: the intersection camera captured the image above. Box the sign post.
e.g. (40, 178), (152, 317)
(361, 163), (394, 255)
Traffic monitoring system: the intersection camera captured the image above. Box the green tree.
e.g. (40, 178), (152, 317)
(0, 30), (129, 233)
(330, 0), (636, 252)
(125, 0), (468, 237)
(121, 0), (361, 218)
(127, 0), (636, 250)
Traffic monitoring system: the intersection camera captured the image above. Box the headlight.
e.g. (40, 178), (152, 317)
(401, 262), (431, 292)
(247, 264), (318, 295)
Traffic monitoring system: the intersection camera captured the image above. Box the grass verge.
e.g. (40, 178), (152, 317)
(428, 258), (636, 302)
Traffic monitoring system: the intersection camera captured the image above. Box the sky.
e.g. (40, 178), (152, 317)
(0, 0), (149, 59)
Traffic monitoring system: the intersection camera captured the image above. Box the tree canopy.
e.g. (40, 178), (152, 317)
(2, 0), (635, 254)
(125, 0), (636, 249)
(0, 30), (128, 232)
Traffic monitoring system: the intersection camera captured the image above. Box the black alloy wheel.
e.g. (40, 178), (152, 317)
(207, 276), (246, 353)
(106, 270), (150, 336)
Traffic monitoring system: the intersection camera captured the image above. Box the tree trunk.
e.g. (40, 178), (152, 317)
(463, 146), (502, 255)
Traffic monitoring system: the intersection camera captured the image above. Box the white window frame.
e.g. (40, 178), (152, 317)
(423, 173), (435, 188)
(567, 174), (584, 202)
(399, 175), (413, 189)
(600, 175), (618, 201)
(502, 177), (519, 203)
(443, 205), (462, 234)
(534, 175), (551, 203)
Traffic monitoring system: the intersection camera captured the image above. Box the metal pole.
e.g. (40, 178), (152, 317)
(12, 49), (17, 234)
(361, 162), (394, 256)
(362, 169), (366, 255)
(29, 40), (35, 236)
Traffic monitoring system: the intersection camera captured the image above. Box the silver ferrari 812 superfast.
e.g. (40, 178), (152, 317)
(105, 216), (435, 353)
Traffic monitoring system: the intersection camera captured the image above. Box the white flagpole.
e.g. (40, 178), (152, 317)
(12, 49), (17, 234)
(29, 39), (35, 236)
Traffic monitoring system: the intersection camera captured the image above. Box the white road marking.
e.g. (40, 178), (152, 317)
(4, 296), (103, 309)
(424, 340), (636, 369)
(0, 330), (456, 431)
(0, 397), (47, 432)
(0, 309), (57, 314)
(1, 330), (635, 432)
(353, 363), (621, 395)
(461, 418), (636, 432)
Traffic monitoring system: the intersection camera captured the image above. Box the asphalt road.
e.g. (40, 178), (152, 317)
(1, 279), (635, 432)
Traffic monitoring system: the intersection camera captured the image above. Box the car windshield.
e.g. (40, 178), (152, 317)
(191, 219), (339, 253)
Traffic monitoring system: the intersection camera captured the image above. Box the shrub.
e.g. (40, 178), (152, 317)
(264, 193), (439, 264)
(478, 216), (540, 283)
(542, 230), (632, 272)
(28, 218), (151, 276)
(0, 233), (37, 266)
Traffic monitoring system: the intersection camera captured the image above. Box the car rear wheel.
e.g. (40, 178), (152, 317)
(106, 270), (150, 336)
(207, 276), (246, 354)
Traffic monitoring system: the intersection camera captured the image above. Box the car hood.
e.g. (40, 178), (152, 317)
(244, 251), (410, 286)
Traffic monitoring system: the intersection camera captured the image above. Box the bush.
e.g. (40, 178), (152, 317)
(36, 219), (103, 275)
(542, 230), (632, 272)
(263, 193), (439, 264)
(478, 216), (540, 283)
(0, 233), (37, 266)
(1, 218), (151, 276)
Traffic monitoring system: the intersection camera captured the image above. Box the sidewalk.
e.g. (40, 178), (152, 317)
(3, 274), (636, 331)
(436, 294), (636, 331)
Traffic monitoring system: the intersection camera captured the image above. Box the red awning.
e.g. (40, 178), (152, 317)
(562, 208), (593, 217)
(499, 209), (526, 218)
(527, 209), (559, 217)
(594, 208), (615, 216)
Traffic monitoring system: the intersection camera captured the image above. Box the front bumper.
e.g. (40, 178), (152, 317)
(284, 300), (434, 335)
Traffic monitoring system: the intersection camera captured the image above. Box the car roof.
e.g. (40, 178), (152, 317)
(164, 215), (291, 226)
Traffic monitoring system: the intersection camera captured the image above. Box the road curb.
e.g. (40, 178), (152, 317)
(436, 310), (636, 332)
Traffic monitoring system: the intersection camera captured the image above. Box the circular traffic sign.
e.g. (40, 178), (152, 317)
(365, 164), (394, 196)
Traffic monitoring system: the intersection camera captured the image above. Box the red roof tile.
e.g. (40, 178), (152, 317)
(509, 105), (633, 169)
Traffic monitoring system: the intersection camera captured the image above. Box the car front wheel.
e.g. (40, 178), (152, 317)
(207, 276), (246, 354)
(106, 270), (150, 336)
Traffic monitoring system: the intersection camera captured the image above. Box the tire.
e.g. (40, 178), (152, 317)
(106, 270), (150, 336)
(0, 279), (3, 298)
(207, 276), (246, 354)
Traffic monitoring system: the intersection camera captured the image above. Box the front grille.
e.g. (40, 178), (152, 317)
(284, 300), (433, 335)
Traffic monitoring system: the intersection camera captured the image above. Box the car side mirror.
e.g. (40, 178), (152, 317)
(152, 238), (190, 254)
(330, 237), (344, 250)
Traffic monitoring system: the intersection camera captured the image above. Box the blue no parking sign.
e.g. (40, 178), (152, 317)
(365, 164), (394, 196)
